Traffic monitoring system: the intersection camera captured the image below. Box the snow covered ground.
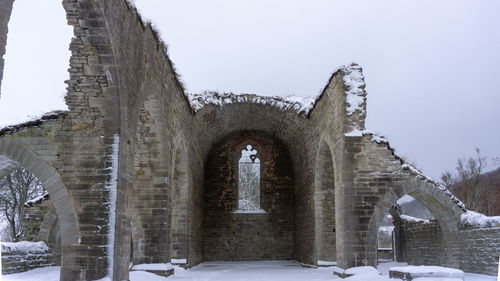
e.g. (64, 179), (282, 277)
(1, 261), (497, 281)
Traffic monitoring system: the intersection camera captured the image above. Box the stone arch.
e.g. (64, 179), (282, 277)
(314, 140), (337, 263)
(37, 206), (58, 243)
(0, 138), (79, 245)
(366, 176), (465, 267)
(170, 137), (190, 263)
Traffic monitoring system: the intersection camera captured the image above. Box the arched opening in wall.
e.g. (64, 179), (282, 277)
(0, 139), (79, 279)
(170, 142), (189, 264)
(203, 131), (294, 261)
(314, 141), (336, 265)
(1, 168), (64, 264)
(131, 94), (169, 265)
(130, 214), (145, 265)
(376, 194), (440, 266)
(0, 0), (72, 127)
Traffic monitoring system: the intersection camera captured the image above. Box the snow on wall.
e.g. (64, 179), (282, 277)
(1, 241), (49, 253)
(341, 64), (366, 116)
(0, 110), (67, 136)
(400, 215), (431, 224)
(186, 91), (317, 116)
(461, 210), (500, 227)
(184, 64), (366, 120)
(105, 134), (120, 280)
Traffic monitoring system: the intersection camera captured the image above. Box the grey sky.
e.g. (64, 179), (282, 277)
(1, 0), (499, 180)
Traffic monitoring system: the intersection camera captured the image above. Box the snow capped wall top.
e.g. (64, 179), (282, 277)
(1, 241), (49, 253)
(185, 64), (366, 118)
(461, 210), (500, 228)
(341, 64), (366, 116)
(186, 91), (318, 116)
(0, 110), (67, 137)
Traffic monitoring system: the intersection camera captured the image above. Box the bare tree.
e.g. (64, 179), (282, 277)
(0, 167), (45, 241)
(441, 148), (492, 213)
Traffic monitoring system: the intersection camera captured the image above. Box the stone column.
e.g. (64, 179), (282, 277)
(0, 0), (14, 98)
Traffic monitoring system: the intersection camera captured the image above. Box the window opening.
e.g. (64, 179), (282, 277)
(237, 145), (260, 211)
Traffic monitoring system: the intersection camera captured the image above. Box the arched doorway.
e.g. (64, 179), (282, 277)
(314, 141), (336, 264)
(170, 141), (189, 264)
(130, 94), (170, 264)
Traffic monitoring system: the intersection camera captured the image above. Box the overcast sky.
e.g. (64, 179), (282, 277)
(1, 0), (499, 180)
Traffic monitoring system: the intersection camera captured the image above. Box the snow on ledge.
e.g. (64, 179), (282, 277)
(131, 263), (174, 271)
(344, 129), (389, 144)
(24, 193), (50, 207)
(234, 209), (267, 214)
(317, 260), (337, 266)
(171, 258), (187, 264)
(389, 265), (464, 278)
(1, 241), (49, 253)
(400, 214), (431, 224)
(461, 210), (500, 228)
(186, 91), (317, 116)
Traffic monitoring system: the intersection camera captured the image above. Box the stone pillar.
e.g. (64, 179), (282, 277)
(0, 0), (14, 98)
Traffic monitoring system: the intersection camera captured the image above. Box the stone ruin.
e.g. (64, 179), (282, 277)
(0, 0), (498, 280)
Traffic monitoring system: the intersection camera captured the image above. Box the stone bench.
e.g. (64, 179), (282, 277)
(130, 263), (175, 278)
(389, 266), (464, 281)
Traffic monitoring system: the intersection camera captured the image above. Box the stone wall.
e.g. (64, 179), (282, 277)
(403, 220), (444, 266)
(1, 250), (55, 275)
(398, 220), (499, 276)
(459, 226), (500, 275)
(204, 132), (294, 261)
